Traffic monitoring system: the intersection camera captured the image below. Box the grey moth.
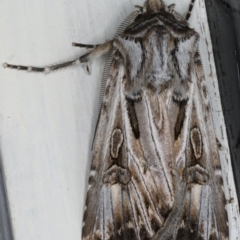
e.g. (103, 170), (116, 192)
(3, 0), (229, 239)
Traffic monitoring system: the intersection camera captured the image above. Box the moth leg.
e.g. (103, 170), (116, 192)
(185, 0), (196, 20)
(3, 59), (86, 74)
(79, 40), (112, 62)
(3, 40), (113, 74)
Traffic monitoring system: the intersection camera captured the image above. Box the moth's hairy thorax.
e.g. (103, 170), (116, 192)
(113, 12), (199, 101)
(142, 25), (176, 91)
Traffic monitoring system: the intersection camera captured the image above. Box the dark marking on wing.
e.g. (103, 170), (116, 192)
(126, 98), (140, 139)
(174, 100), (187, 139)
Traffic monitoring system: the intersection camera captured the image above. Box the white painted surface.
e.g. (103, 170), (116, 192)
(0, 0), (239, 240)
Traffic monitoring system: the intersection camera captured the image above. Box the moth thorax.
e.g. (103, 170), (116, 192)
(144, 0), (166, 13)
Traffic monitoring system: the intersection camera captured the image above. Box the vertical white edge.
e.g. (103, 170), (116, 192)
(194, 0), (240, 239)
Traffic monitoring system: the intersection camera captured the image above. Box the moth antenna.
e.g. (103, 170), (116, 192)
(91, 11), (139, 149)
(185, 0), (196, 20)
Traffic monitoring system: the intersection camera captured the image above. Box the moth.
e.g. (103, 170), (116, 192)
(3, 0), (229, 239)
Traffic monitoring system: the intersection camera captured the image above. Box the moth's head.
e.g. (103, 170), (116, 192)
(144, 0), (166, 13)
